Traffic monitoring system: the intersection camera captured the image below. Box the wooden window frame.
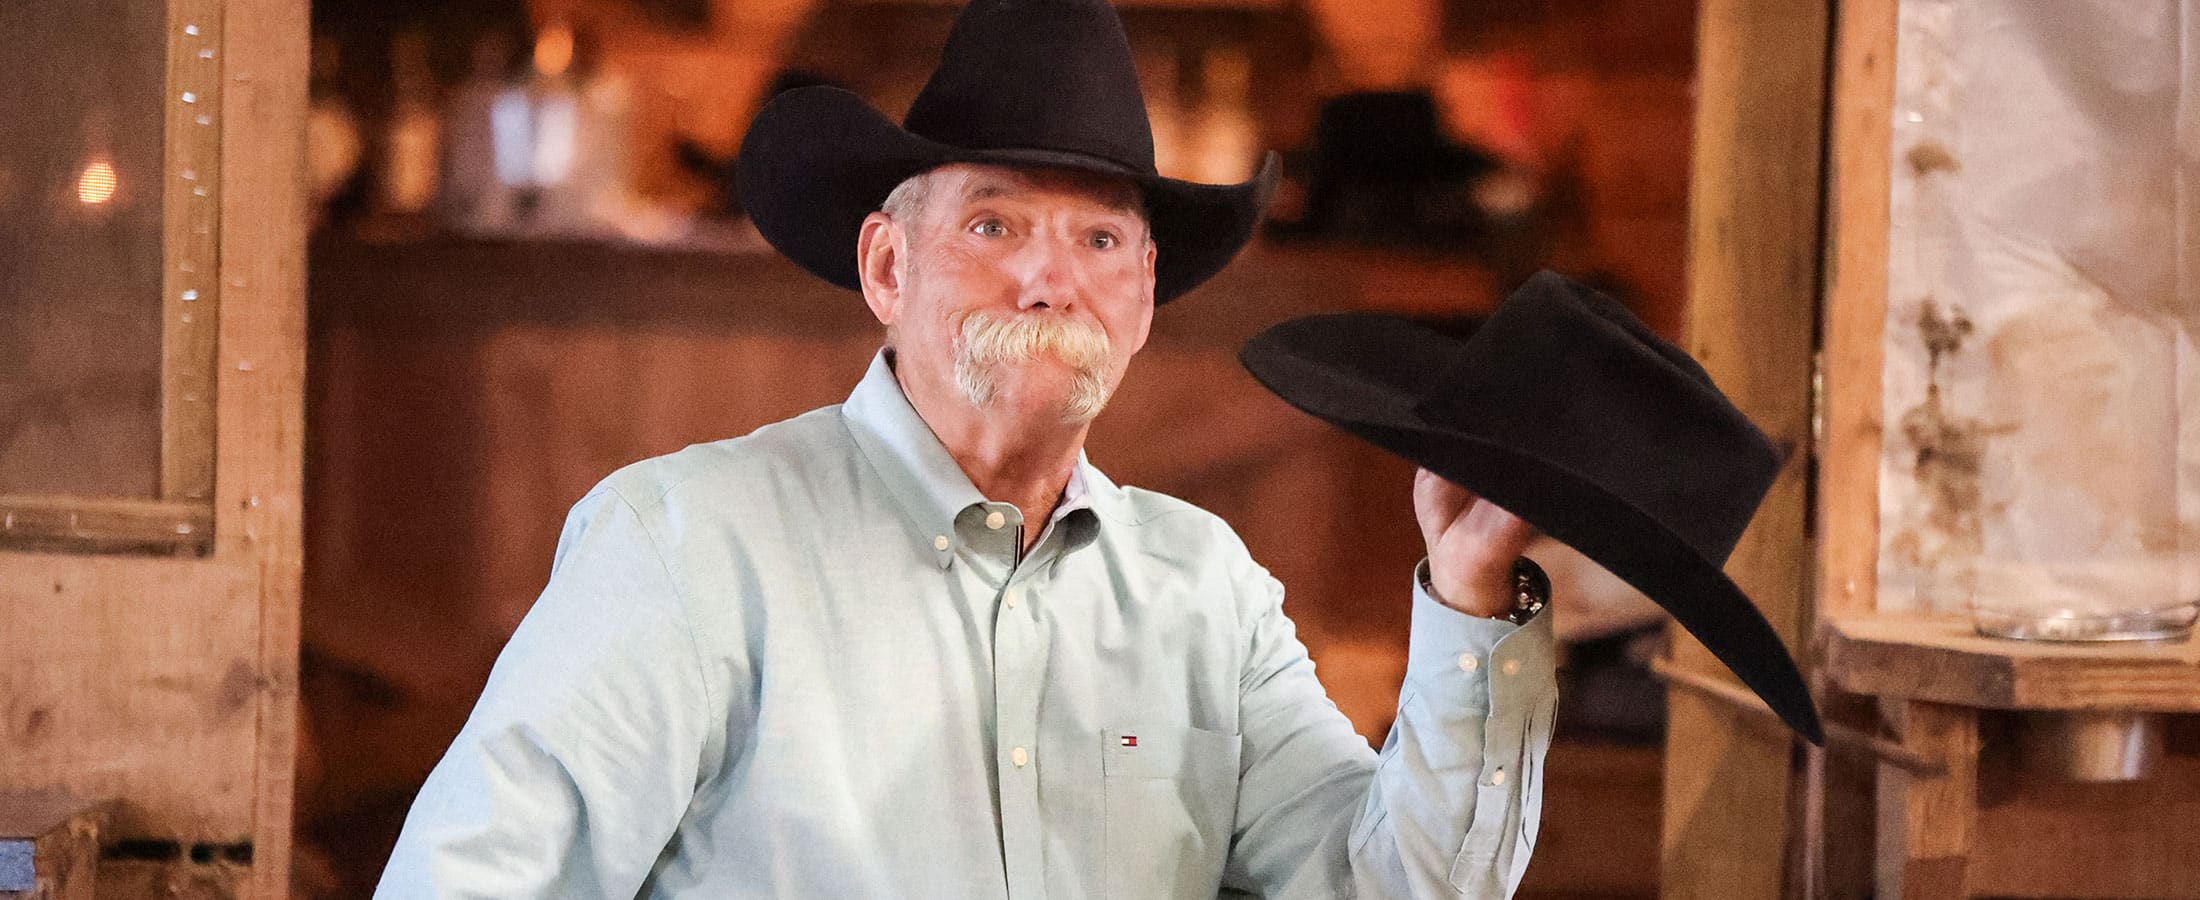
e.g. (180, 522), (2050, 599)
(0, 0), (223, 556)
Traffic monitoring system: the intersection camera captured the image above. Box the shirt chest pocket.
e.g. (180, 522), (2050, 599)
(1101, 724), (1241, 899)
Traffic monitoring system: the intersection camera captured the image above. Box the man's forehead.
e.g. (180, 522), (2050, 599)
(934, 164), (1145, 216)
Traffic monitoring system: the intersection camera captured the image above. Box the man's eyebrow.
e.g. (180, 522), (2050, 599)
(962, 181), (1018, 203)
(961, 175), (1145, 219)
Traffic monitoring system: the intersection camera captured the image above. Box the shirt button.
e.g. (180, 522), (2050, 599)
(1456, 653), (1480, 673)
(1501, 659), (1522, 676)
(985, 510), (1007, 530)
(1011, 747), (1029, 767)
(1490, 768), (1508, 786)
(933, 535), (951, 552)
(1004, 588), (1022, 609)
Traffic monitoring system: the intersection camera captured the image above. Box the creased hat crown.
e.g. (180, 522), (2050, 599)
(903, 0), (1157, 173)
(1411, 272), (1782, 564)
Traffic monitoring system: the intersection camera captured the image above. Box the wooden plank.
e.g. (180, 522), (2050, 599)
(1661, 1), (1830, 899)
(1822, 613), (2200, 712)
(1812, 5), (1898, 896)
(161, 0), (223, 505)
(1969, 747), (2200, 898)
(1875, 700), (1975, 899)
(216, 0), (309, 893)
(0, 496), (213, 555)
(0, 556), (260, 840)
(1817, 0), (1896, 620)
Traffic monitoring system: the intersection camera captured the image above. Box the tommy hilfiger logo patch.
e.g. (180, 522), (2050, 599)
(1119, 735), (1138, 747)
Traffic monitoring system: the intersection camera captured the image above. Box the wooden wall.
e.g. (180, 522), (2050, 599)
(0, 0), (309, 896)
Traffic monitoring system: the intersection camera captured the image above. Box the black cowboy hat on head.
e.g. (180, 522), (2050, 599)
(736, 0), (1280, 304)
(1240, 271), (1824, 744)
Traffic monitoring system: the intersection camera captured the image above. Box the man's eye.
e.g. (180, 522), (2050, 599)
(972, 220), (1007, 237)
(1090, 232), (1117, 249)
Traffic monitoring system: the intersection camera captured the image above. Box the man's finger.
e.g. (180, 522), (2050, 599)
(1412, 468), (1476, 543)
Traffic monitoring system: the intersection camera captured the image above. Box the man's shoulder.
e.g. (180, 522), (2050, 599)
(593, 404), (853, 515)
(1105, 481), (1254, 556)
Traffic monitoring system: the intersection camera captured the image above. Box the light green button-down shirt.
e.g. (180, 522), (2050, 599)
(379, 352), (1557, 899)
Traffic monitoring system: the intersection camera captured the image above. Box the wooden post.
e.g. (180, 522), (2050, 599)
(1819, 0), (1897, 622)
(221, 0), (310, 893)
(1815, 1), (1900, 895)
(1875, 701), (1976, 899)
(1663, 1), (1831, 898)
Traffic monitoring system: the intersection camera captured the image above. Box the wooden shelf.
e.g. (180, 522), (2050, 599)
(1820, 612), (2200, 712)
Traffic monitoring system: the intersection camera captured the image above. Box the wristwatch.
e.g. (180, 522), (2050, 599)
(1422, 557), (1550, 625)
(1504, 557), (1551, 625)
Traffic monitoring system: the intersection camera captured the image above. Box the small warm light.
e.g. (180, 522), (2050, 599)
(77, 159), (118, 204)
(533, 23), (573, 77)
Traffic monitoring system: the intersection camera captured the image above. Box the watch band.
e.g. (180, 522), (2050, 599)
(1421, 557), (1551, 625)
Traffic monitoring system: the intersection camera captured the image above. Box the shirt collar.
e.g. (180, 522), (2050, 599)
(841, 351), (1126, 568)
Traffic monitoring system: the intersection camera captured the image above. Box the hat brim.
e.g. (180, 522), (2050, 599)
(737, 86), (1279, 304)
(1240, 314), (1823, 744)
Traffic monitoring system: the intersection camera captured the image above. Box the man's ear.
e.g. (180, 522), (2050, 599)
(857, 212), (904, 326)
(1122, 238), (1158, 356)
(1140, 238), (1158, 308)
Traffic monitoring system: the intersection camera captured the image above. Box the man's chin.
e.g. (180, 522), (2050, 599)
(987, 385), (1105, 423)
(961, 367), (1112, 424)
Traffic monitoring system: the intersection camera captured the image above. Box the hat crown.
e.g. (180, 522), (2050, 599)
(903, 0), (1158, 174)
(1413, 272), (1782, 564)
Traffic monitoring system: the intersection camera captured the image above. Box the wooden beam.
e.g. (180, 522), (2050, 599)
(1818, 0), (1897, 621)
(1662, 1), (1831, 898)
(218, 0), (310, 892)
(160, 0), (223, 506)
(0, 496), (213, 555)
(1811, 2), (1899, 895)
(1649, 656), (1945, 776)
(1875, 700), (1976, 899)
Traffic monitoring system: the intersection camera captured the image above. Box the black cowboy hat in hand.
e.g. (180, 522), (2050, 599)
(737, 0), (1280, 304)
(1240, 271), (1824, 744)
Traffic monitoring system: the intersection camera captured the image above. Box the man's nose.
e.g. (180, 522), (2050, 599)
(1015, 241), (1083, 311)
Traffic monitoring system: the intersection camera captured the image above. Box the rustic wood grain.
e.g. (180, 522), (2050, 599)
(1823, 613), (2200, 713)
(0, 0), (307, 895)
(1660, 1), (1830, 898)
(160, 0), (223, 508)
(0, 555), (258, 839)
(218, 0), (310, 892)
(1969, 746), (2200, 899)
(1874, 700), (1976, 900)
(1818, 0), (1896, 621)
(0, 496), (212, 554)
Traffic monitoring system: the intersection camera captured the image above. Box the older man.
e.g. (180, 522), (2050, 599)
(377, 1), (1556, 897)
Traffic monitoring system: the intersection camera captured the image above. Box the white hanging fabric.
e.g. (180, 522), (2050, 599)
(1880, 0), (2198, 636)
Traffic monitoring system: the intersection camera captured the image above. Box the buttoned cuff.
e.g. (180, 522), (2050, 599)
(1405, 558), (1558, 711)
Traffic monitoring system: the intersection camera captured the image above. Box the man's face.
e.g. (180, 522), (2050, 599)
(859, 163), (1157, 426)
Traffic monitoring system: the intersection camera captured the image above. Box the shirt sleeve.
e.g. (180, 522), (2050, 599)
(375, 487), (721, 899)
(1221, 557), (1558, 900)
